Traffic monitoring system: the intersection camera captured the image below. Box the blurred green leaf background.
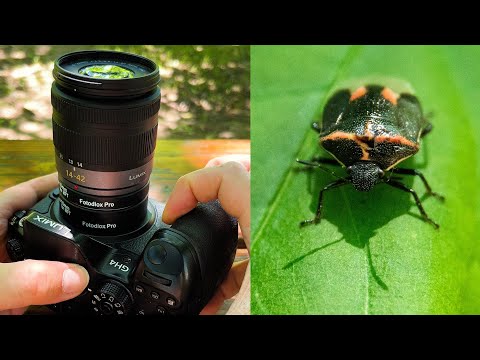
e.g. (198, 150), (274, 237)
(0, 45), (250, 140)
(251, 45), (480, 314)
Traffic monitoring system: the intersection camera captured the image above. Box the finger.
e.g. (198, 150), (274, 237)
(200, 259), (249, 315)
(0, 260), (89, 311)
(0, 172), (58, 214)
(205, 155), (251, 172)
(0, 173), (58, 239)
(205, 156), (250, 240)
(226, 262), (250, 315)
(162, 161), (250, 249)
(0, 307), (27, 315)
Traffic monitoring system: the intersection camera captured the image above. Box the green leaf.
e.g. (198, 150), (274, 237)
(251, 45), (480, 314)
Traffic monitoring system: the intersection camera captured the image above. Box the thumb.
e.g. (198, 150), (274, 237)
(0, 260), (89, 311)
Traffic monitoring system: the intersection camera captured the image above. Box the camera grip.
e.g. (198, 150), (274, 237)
(170, 200), (238, 300)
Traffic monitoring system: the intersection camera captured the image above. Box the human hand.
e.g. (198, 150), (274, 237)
(162, 154), (250, 315)
(0, 173), (90, 315)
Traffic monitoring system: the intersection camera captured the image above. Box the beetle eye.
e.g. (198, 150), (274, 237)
(378, 169), (385, 177)
(346, 166), (352, 174)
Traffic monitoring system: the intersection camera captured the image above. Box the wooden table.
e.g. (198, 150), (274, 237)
(0, 139), (250, 315)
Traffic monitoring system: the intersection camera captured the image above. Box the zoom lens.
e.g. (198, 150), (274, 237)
(51, 50), (161, 235)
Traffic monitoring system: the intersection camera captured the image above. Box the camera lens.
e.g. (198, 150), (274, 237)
(51, 50), (161, 235)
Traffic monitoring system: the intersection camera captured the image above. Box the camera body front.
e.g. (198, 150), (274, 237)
(7, 189), (238, 315)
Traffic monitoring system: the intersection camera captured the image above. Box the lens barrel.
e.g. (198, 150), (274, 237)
(52, 50), (161, 235)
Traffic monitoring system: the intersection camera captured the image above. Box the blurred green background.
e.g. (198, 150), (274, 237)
(0, 45), (250, 140)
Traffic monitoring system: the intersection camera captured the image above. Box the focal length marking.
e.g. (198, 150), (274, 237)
(56, 154), (153, 190)
(65, 170), (86, 183)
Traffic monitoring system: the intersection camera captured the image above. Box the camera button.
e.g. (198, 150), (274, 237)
(135, 284), (145, 295)
(156, 306), (166, 315)
(151, 291), (160, 300)
(166, 297), (177, 307)
(51, 188), (60, 198)
(147, 245), (167, 265)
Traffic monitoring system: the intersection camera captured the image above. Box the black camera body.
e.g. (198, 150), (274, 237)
(6, 50), (239, 315)
(8, 191), (238, 315)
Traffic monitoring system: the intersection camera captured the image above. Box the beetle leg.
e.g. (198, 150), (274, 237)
(309, 156), (341, 167)
(300, 179), (349, 227)
(393, 168), (445, 201)
(420, 121), (433, 138)
(384, 180), (440, 229)
(296, 159), (342, 180)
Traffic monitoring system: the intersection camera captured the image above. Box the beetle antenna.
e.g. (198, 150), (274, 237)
(296, 159), (343, 180)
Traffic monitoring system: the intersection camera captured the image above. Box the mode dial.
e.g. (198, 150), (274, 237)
(91, 282), (132, 315)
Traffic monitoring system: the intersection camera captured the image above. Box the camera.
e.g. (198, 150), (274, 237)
(6, 50), (238, 315)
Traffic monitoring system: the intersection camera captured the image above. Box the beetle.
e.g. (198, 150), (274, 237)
(297, 84), (444, 229)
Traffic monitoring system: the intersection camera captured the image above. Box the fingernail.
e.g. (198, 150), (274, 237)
(62, 265), (89, 294)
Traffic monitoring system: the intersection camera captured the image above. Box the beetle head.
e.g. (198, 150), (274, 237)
(347, 161), (384, 192)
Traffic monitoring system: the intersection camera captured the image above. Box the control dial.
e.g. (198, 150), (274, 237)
(91, 282), (132, 315)
(6, 238), (25, 261)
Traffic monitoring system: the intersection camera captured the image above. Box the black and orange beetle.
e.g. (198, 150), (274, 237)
(297, 84), (444, 228)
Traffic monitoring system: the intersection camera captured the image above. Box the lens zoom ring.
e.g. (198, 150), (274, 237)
(51, 93), (160, 124)
(53, 121), (158, 166)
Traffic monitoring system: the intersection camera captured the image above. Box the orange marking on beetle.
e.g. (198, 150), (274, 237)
(323, 132), (418, 149)
(321, 131), (371, 160)
(375, 135), (418, 148)
(350, 86), (367, 102)
(321, 131), (357, 142)
(322, 131), (420, 164)
(356, 136), (373, 160)
(381, 87), (399, 105)
(360, 147), (370, 160)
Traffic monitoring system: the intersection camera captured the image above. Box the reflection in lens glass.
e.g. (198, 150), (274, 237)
(79, 64), (134, 79)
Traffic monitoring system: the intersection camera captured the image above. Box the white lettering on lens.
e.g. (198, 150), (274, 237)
(81, 221), (106, 229)
(129, 171), (146, 181)
(109, 259), (129, 272)
(33, 215), (65, 231)
(59, 199), (71, 215)
(79, 199), (115, 208)
(59, 183), (69, 198)
(81, 221), (116, 229)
